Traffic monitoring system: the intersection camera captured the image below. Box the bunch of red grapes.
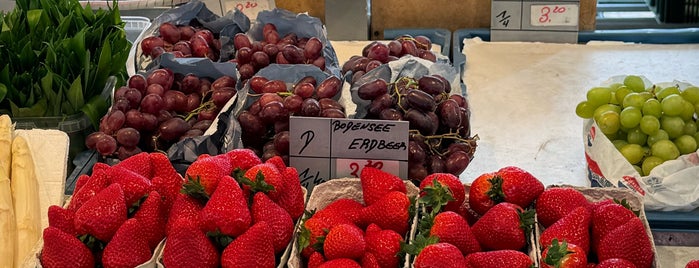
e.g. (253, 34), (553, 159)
(230, 23), (326, 82)
(238, 75), (344, 163)
(140, 22), (223, 61)
(86, 68), (237, 160)
(356, 75), (476, 183)
(342, 35), (438, 84)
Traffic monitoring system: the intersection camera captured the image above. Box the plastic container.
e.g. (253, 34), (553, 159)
(655, 0), (699, 23)
(122, 16), (152, 44)
(383, 28), (452, 58)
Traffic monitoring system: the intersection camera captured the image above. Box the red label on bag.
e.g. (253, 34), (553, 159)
(622, 176), (646, 196)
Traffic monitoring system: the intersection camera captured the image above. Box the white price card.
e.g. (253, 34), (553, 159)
(530, 4), (579, 27)
(335, 159), (400, 179)
(223, 0), (275, 19)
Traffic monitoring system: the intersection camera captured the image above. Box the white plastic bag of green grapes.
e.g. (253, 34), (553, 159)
(579, 75), (699, 212)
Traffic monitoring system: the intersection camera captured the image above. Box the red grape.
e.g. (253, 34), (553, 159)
(251, 51), (270, 70)
(274, 131), (290, 154)
(212, 87), (236, 108)
(141, 36), (164, 57)
(446, 150), (470, 175)
(159, 117), (190, 142)
(140, 93), (164, 115)
(358, 78), (388, 100)
(262, 80), (287, 94)
(127, 74), (147, 94)
(85, 131), (107, 149)
(117, 146), (142, 161)
(316, 76), (341, 99)
(147, 69), (173, 90)
(185, 93), (202, 112)
(301, 98), (321, 117)
(211, 75), (236, 90)
(236, 47), (253, 64)
(258, 101), (288, 123)
(281, 44), (305, 64)
(367, 42), (389, 63)
(284, 94), (303, 114)
(194, 29), (214, 46)
(259, 93), (284, 106)
(303, 37), (323, 60)
(190, 35), (210, 58)
(123, 88), (143, 110)
(234, 33), (252, 50)
(96, 135), (118, 156)
(159, 22), (181, 44)
(116, 127), (141, 148)
(178, 25), (196, 41)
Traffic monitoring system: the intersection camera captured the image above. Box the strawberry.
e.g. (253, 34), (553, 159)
(67, 168), (110, 212)
(536, 187), (590, 228)
(318, 259), (361, 268)
(365, 226), (404, 268)
(74, 183), (128, 241)
(361, 167), (407, 206)
(540, 239), (587, 268)
(361, 252), (381, 268)
(591, 202), (637, 255)
(220, 221), (275, 268)
(149, 152), (181, 180)
(686, 260), (699, 268)
(107, 165), (153, 208)
(151, 174), (183, 213)
(48, 205), (76, 236)
(73, 174), (90, 194)
(241, 163), (286, 202)
(102, 218), (152, 268)
(540, 206), (591, 254)
(40, 227), (95, 268)
(308, 251), (326, 268)
(315, 198), (364, 227)
(114, 152), (153, 179)
(299, 212), (354, 259)
(91, 162), (111, 174)
(471, 202), (534, 251)
(323, 223), (366, 260)
(183, 154), (232, 197)
(468, 171), (499, 215)
(419, 173), (465, 213)
(200, 175), (251, 237)
(133, 190), (167, 249)
(226, 148), (262, 171)
(429, 211), (481, 256)
(464, 250), (534, 268)
(361, 191), (411, 235)
(162, 218), (219, 268)
(597, 217), (654, 268)
(497, 166), (544, 209)
(251, 192), (294, 253)
(596, 258), (637, 268)
(166, 193), (205, 234)
(265, 155), (287, 171)
(278, 166), (306, 221)
(413, 243), (466, 268)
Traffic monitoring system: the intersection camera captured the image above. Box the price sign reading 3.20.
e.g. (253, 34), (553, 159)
(491, 0), (579, 43)
(531, 4), (579, 26)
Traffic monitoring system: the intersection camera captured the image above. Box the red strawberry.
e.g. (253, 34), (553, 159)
(102, 218), (152, 268)
(471, 202), (534, 251)
(91, 162), (111, 174)
(361, 191), (411, 235)
(151, 174), (183, 213)
(468, 172), (499, 215)
(464, 249), (534, 268)
(365, 223), (382, 237)
(133, 190), (167, 249)
(318, 259), (361, 268)
(115, 152), (153, 179)
(686, 260), (699, 268)
(540, 206), (592, 254)
(413, 243), (466, 268)
(242, 163), (286, 202)
(40, 227), (95, 268)
(308, 251), (326, 268)
(596, 258), (637, 268)
(200, 175), (251, 237)
(315, 198), (364, 227)
(149, 152), (183, 182)
(361, 252), (381, 268)
(166, 193), (205, 235)
(162, 218), (219, 268)
(597, 217), (654, 268)
(299, 213), (354, 258)
(220, 221), (275, 268)
(536, 187), (590, 228)
(361, 167), (406, 206)
(365, 226), (404, 268)
(591, 202), (637, 255)
(252, 192), (294, 253)
(226, 148), (262, 171)
(497, 166), (544, 209)
(265, 155), (287, 171)
(73, 174), (90, 194)
(420, 173), (465, 213)
(429, 211), (481, 256)
(107, 165), (153, 208)
(74, 183), (128, 241)
(540, 239), (587, 268)
(278, 166), (306, 221)
(324, 223), (366, 260)
(183, 154), (232, 197)
(67, 168), (110, 212)
(48, 205), (76, 236)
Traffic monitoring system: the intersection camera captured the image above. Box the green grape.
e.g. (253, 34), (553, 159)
(638, 91), (653, 101)
(642, 156), (664, 176)
(642, 98), (662, 118)
(632, 165), (643, 175)
(597, 111), (621, 135)
(615, 86), (632, 104)
(575, 101), (596, 119)
(694, 132), (699, 145)
(605, 131), (621, 140)
(685, 121), (698, 136)
(587, 87), (613, 107)
(661, 94), (685, 116)
(623, 75), (645, 92)
(681, 86), (699, 104)
(612, 139), (629, 150)
(640, 115), (660, 135)
(619, 143), (645, 165)
(627, 128), (648, 145)
(648, 129), (669, 146)
(651, 139), (680, 161)
(656, 86), (681, 100)
(680, 100), (695, 121)
(642, 145), (651, 156)
(593, 104), (622, 123)
(609, 83), (623, 90)
(619, 107), (642, 129)
(695, 102), (699, 115)
(675, 135), (698, 154)
(622, 93), (646, 109)
(661, 116), (685, 138)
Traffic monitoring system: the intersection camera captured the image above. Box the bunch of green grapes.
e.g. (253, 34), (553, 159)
(576, 75), (699, 176)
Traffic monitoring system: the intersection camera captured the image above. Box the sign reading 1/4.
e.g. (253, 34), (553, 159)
(491, 0), (580, 43)
(288, 117), (409, 190)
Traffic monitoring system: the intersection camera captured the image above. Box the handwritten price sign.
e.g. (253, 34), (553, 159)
(223, 0), (274, 19)
(490, 0), (579, 43)
(531, 4), (579, 27)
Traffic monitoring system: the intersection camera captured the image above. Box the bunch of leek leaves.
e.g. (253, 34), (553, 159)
(0, 0), (130, 127)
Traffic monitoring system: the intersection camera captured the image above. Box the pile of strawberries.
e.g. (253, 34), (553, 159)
(297, 167), (412, 268)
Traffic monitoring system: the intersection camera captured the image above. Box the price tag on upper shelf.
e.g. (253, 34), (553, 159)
(222, 0), (275, 19)
(530, 4), (579, 26)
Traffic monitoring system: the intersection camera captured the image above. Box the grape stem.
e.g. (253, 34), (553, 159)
(397, 36), (429, 50)
(411, 129), (479, 156)
(184, 100), (216, 121)
(391, 77), (418, 113)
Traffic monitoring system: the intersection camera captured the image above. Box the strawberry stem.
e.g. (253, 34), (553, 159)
(181, 175), (211, 202)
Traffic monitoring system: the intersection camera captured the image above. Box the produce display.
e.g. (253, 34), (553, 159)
(141, 22), (223, 61)
(576, 75), (699, 176)
(85, 68), (237, 160)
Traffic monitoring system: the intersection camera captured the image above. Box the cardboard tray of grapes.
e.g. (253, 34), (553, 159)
(287, 178), (420, 268)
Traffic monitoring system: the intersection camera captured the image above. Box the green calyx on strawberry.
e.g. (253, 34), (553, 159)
(485, 176), (507, 203)
(238, 169), (275, 194)
(542, 239), (587, 267)
(401, 233), (440, 257)
(612, 198), (640, 216)
(182, 175), (213, 201)
(418, 178), (455, 215)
